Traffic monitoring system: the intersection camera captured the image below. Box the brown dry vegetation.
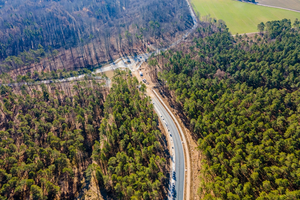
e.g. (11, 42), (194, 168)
(0, 0), (194, 77)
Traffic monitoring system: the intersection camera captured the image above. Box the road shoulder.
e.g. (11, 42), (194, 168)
(153, 88), (201, 200)
(152, 89), (191, 200)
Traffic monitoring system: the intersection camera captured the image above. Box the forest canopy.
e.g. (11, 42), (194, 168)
(0, 77), (107, 199)
(0, 70), (167, 199)
(91, 70), (168, 199)
(160, 18), (300, 199)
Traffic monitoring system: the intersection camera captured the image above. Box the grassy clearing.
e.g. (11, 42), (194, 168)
(191, 0), (300, 34)
(258, 0), (300, 11)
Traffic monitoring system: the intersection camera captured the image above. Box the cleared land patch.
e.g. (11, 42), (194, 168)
(191, 0), (300, 34)
(258, 0), (300, 11)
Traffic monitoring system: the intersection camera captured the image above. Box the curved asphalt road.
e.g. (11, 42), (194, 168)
(152, 98), (185, 200)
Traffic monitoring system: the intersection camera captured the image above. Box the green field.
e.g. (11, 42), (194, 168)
(191, 0), (300, 34)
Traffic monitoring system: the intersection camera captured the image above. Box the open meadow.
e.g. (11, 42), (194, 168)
(191, 0), (300, 34)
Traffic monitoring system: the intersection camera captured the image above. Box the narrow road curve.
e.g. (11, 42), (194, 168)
(152, 97), (185, 200)
(152, 89), (191, 200)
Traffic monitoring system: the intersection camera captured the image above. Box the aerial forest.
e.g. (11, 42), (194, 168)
(159, 19), (300, 199)
(0, 0), (193, 75)
(0, 70), (167, 199)
(91, 71), (168, 199)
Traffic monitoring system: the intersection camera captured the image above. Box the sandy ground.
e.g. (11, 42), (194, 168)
(103, 70), (115, 80)
(83, 170), (103, 200)
(133, 63), (157, 97)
